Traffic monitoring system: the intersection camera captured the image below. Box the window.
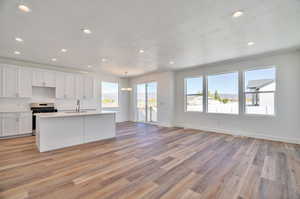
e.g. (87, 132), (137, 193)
(207, 72), (239, 114)
(101, 81), (119, 108)
(185, 77), (203, 112)
(244, 67), (276, 115)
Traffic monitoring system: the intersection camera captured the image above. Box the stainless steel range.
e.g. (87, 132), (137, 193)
(30, 103), (57, 134)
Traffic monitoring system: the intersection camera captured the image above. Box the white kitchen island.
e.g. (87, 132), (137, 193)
(35, 111), (116, 152)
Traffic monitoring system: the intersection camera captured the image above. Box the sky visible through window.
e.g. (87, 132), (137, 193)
(208, 73), (238, 94)
(187, 68), (275, 95)
(244, 68), (276, 89)
(102, 82), (118, 94)
(186, 78), (203, 95)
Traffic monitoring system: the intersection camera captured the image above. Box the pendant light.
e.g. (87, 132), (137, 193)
(121, 72), (132, 91)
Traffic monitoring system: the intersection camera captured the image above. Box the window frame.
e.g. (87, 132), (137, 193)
(184, 76), (204, 113)
(206, 71), (240, 115)
(101, 81), (119, 108)
(243, 66), (277, 117)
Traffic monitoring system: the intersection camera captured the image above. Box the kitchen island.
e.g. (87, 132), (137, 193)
(35, 111), (116, 152)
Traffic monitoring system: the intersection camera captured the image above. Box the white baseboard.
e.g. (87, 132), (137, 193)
(175, 124), (300, 145)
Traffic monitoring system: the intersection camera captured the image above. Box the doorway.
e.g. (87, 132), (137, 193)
(136, 82), (157, 123)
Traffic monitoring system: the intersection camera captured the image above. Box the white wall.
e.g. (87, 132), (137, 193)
(174, 51), (300, 144)
(129, 71), (175, 127)
(0, 59), (129, 122)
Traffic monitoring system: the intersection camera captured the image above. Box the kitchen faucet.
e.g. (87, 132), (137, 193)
(76, 99), (81, 112)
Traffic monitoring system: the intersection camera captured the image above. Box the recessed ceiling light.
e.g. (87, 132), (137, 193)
(51, 58), (57, 62)
(14, 51), (21, 55)
(18, 4), (31, 12)
(81, 28), (92, 34)
(87, 65), (93, 68)
(101, 58), (107, 62)
(139, 49), (144, 53)
(247, 41), (255, 46)
(15, 37), (23, 42)
(61, 48), (67, 52)
(169, 61), (175, 65)
(232, 11), (244, 18)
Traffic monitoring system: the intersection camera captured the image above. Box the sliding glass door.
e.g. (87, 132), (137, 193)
(136, 82), (157, 123)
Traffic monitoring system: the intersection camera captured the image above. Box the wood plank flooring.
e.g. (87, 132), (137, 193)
(0, 122), (300, 199)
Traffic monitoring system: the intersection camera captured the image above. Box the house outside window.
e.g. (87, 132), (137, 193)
(244, 67), (276, 115)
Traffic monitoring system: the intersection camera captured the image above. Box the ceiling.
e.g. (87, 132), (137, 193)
(0, 0), (300, 77)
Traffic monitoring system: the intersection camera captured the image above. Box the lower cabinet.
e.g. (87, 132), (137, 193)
(0, 112), (32, 137)
(19, 112), (33, 134)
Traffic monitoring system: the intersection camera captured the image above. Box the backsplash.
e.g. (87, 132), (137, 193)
(0, 97), (99, 112)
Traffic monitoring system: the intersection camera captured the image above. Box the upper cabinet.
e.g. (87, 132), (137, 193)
(0, 64), (95, 100)
(55, 72), (65, 99)
(0, 65), (32, 98)
(3, 66), (18, 98)
(56, 72), (76, 99)
(84, 77), (94, 99)
(32, 69), (56, 87)
(75, 75), (84, 99)
(19, 68), (32, 98)
(64, 74), (75, 99)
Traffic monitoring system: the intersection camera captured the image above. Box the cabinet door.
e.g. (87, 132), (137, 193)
(75, 75), (84, 99)
(44, 70), (56, 87)
(0, 66), (3, 97)
(55, 73), (65, 98)
(0, 114), (2, 137)
(19, 112), (32, 134)
(2, 113), (19, 136)
(19, 68), (32, 98)
(65, 74), (75, 99)
(84, 77), (94, 99)
(3, 66), (18, 98)
(32, 70), (44, 87)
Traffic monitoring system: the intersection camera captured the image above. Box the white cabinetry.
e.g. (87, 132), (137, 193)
(19, 112), (32, 134)
(75, 75), (84, 99)
(0, 67), (3, 97)
(0, 65), (32, 98)
(32, 69), (56, 87)
(2, 113), (19, 136)
(56, 73), (94, 99)
(65, 74), (75, 99)
(55, 72), (65, 98)
(3, 66), (18, 97)
(56, 72), (75, 99)
(19, 68), (32, 98)
(0, 112), (32, 137)
(0, 114), (2, 136)
(84, 77), (94, 99)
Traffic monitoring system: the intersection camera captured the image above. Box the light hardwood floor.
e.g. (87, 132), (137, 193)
(0, 122), (300, 199)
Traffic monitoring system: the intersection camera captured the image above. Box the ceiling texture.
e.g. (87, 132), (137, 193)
(0, 0), (300, 77)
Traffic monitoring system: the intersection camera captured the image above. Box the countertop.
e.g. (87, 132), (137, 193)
(0, 110), (32, 113)
(35, 111), (116, 118)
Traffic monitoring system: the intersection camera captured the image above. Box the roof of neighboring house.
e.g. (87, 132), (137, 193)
(247, 79), (274, 89)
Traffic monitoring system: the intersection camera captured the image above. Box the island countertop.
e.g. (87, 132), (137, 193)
(35, 111), (116, 118)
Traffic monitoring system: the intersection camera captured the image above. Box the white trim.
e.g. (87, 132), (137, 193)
(243, 66), (277, 116)
(206, 71), (239, 115)
(101, 81), (119, 108)
(175, 123), (300, 145)
(184, 76), (204, 113)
